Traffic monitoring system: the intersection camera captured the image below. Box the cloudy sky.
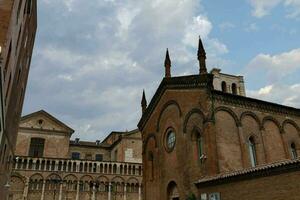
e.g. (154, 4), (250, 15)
(23, 0), (300, 141)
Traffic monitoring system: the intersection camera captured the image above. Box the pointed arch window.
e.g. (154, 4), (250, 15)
(248, 136), (257, 167)
(148, 151), (154, 181)
(290, 142), (297, 159)
(197, 133), (203, 160)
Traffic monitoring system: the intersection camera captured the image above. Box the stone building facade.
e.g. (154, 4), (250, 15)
(10, 110), (143, 200)
(138, 38), (300, 200)
(0, 0), (37, 197)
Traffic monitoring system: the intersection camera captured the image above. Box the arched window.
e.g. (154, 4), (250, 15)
(192, 130), (204, 161)
(197, 133), (203, 160)
(291, 143), (297, 159)
(166, 131), (176, 151)
(248, 136), (257, 167)
(148, 151), (154, 181)
(232, 83), (237, 95)
(221, 81), (227, 93)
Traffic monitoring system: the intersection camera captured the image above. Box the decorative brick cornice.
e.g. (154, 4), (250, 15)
(138, 74), (214, 130)
(212, 90), (300, 117)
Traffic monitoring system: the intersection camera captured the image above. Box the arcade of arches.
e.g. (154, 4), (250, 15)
(10, 172), (141, 200)
(9, 110), (143, 200)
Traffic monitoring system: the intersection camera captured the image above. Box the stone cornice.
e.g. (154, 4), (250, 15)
(138, 74), (214, 130)
(212, 90), (300, 116)
(69, 143), (111, 149)
(19, 127), (72, 137)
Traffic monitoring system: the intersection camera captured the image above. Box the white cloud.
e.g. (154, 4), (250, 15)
(284, 0), (300, 17)
(58, 74), (73, 81)
(258, 85), (273, 95)
(182, 15), (228, 56)
(249, 0), (300, 18)
(116, 7), (140, 38)
(183, 15), (212, 47)
(245, 23), (259, 32)
(246, 48), (300, 81)
(249, 0), (281, 17)
(219, 22), (235, 31)
(246, 49), (300, 109)
(208, 38), (228, 55)
(248, 83), (300, 108)
(24, 0), (229, 140)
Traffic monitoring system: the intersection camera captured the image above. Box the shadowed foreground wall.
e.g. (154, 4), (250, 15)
(197, 168), (300, 200)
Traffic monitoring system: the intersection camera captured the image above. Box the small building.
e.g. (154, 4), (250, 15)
(10, 110), (143, 200)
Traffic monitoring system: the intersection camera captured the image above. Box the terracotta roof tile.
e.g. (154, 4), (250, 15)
(195, 158), (300, 185)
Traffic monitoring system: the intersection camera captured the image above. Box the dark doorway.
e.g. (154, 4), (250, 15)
(167, 181), (179, 200)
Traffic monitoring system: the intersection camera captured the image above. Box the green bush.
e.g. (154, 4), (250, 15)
(186, 193), (197, 200)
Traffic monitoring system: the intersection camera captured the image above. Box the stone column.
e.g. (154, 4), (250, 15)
(75, 181), (80, 200)
(41, 180), (46, 200)
(58, 182), (63, 200)
(66, 162), (69, 172)
(32, 159), (36, 170)
(23, 177), (29, 200)
(44, 160), (47, 171)
(123, 183), (127, 200)
(55, 161), (58, 171)
(92, 182), (96, 200)
(39, 160), (42, 171)
(108, 182), (112, 200)
(138, 184), (142, 200)
(14, 158), (18, 169)
(26, 159), (30, 169)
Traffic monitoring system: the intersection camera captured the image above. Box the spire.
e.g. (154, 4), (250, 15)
(141, 90), (147, 114)
(164, 48), (171, 77)
(197, 36), (207, 74)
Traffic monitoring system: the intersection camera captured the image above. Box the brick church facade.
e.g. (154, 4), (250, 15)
(138, 39), (300, 200)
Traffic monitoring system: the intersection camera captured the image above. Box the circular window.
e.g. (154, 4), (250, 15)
(166, 130), (176, 151)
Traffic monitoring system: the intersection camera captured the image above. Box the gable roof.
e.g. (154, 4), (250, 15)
(138, 74), (214, 130)
(102, 129), (140, 144)
(20, 110), (74, 134)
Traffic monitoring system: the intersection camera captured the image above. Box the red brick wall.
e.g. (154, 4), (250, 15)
(0, 0), (37, 198)
(141, 84), (300, 200)
(141, 89), (213, 200)
(215, 110), (243, 172)
(197, 171), (300, 200)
